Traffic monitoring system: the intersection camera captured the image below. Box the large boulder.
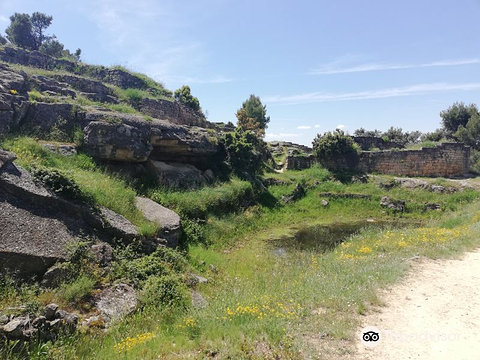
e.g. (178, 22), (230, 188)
(0, 149), (16, 169)
(149, 119), (219, 167)
(135, 196), (181, 247)
(83, 120), (152, 162)
(21, 102), (79, 134)
(140, 98), (208, 127)
(0, 159), (144, 277)
(146, 160), (213, 189)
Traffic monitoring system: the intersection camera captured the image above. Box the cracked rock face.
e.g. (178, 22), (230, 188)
(83, 121), (153, 162)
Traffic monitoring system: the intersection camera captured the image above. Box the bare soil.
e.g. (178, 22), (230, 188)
(355, 250), (480, 360)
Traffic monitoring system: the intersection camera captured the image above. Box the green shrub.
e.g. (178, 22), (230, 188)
(28, 90), (42, 102)
(31, 167), (93, 204)
(140, 275), (188, 308)
(174, 85), (200, 111)
(223, 129), (265, 178)
(123, 88), (144, 106)
(181, 219), (207, 245)
(151, 246), (187, 272)
(313, 130), (359, 159)
(123, 255), (171, 284)
(58, 275), (95, 304)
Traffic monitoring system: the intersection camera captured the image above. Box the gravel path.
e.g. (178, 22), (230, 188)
(355, 250), (480, 360)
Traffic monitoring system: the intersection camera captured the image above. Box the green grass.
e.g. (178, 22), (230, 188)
(1, 137), (157, 236)
(3, 138), (480, 359)
(46, 195), (480, 359)
(149, 179), (255, 219)
(58, 275), (96, 305)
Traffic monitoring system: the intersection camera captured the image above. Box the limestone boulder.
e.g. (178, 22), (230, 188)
(94, 284), (138, 325)
(135, 196), (182, 247)
(0, 149), (16, 169)
(146, 159), (213, 189)
(149, 119), (219, 167)
(83, 120), (152, 162)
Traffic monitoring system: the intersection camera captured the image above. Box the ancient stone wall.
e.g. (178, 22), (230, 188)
(285, 154), (316, 170)
(321, 143), (470, 177)
(353, 136), (404, 150)
(357, 143), (470, 177)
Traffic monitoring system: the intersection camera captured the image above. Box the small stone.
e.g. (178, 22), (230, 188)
(84, 316), (105, 328)
(0, 315), (9, 325)
(209, 264), (218, 273)
(22, 328), (38, 339)
(44, 303), (59, 320)
(55, 309), (68, 320)
(2, 318), (27, 339)
(90, 243), (114, 266)
(191, 291), (208, 309)
(32, 316), (46, 328)
(321, 199), (329, 207)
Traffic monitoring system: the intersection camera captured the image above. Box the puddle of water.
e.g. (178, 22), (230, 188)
(270, 220), (399, 253)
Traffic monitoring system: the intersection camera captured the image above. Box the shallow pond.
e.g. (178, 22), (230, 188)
(270, 220), (406, 253)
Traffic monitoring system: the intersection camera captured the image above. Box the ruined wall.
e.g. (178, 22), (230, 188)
(353, 136), (403, 150)
(357, 143), (470, 177)
(285, 154), (316, 170)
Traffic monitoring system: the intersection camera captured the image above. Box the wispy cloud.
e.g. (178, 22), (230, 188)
(265, 133), (300, 139)
(310, 58), (480, 75)
(314, 125), (321, 128)
(82, 0), (231, 88)
(265, 82), (480, 105)
(0, 15), (8, 24)
(336, 124), (346, 130)
(297, 125), (311, 130)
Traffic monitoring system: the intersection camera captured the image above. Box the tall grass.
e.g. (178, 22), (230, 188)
(1, 137), (157, 236)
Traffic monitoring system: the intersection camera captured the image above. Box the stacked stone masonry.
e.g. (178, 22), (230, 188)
(357, 143), (470, 177)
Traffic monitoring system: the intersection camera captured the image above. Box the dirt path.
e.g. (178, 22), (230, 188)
(355, 250), (480, 360)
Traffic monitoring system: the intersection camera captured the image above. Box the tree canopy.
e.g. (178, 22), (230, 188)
(236, 95), (270, 137)
(5, 13), (34, 49)
(440, 102), (479, 134)
(3, 12), (81, 60)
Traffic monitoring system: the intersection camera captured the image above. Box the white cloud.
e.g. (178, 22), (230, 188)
(310, 58), (480, 75)
(336, 124), (346, 130)
(0, 15), (8, 24)
(314, 125), (321, 128)
(265, 82), (480, 105)
(265, 133), (300, 139)
(297, 125), (311, 130)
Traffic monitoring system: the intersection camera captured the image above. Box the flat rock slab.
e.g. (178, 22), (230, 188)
(0, 191), (80, 277)
(135, 196), (181, 247)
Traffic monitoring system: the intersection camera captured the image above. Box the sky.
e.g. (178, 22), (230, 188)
(1, 0), (480, 146)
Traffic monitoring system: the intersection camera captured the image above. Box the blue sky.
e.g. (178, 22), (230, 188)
(1, 0), (480, 145)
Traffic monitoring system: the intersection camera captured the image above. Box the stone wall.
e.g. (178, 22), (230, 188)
(285, 154), (316, 170)
(321, 143), (470, 177)
(353, 136), (403, 150)
(358, 143), (470, 177)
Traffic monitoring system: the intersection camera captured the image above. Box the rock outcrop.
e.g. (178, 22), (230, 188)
(0, 158), (144, 276)
(135, 196), (182, 247)
(83, 120), (153, 162)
